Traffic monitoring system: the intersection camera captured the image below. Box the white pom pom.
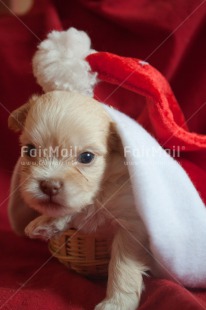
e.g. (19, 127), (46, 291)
(32, 27), (97, 97)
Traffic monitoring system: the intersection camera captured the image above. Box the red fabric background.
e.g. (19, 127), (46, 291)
(0, 0), (206, 309)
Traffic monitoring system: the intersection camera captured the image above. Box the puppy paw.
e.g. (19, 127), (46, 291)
(95, 295), (139, 310)
(25, 216), (59, 241)
(95, 300), (117, 310)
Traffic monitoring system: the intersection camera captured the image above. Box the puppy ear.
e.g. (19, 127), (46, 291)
(8, 95), (38, 132)
(8, 158), (39, 235)
(108, 122), (123, 154)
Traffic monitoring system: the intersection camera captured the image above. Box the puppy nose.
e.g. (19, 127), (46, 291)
(40, 180), (62, 196)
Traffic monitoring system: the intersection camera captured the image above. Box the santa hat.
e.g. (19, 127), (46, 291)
(32, 27), (206, 288)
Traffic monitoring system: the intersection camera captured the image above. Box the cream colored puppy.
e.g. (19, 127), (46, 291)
(8, 91), (150, 310)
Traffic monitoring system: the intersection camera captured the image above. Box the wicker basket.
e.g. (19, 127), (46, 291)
(48, 228), (111, 279)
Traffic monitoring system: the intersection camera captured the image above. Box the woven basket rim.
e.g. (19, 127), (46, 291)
(48, 244), (109, 265)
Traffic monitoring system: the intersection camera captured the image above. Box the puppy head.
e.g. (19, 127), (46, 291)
(9, 91), (118, 217)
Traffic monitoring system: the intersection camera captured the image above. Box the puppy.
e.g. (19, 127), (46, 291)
(8, 91), (150, 310)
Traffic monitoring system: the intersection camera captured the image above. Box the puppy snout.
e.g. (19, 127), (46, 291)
(40, 180), (62, 196)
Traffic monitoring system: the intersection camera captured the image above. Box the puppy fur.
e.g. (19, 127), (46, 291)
(8, 91), (150, 310)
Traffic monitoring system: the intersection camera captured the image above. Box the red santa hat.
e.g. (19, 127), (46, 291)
(32, 27), (206, 288)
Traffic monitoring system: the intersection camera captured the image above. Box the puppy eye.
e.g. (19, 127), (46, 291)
(25, 144), (36, 157)
(77, 152), (95, 164)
